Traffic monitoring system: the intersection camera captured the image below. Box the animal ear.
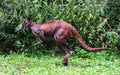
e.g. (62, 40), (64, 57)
(26, 16), (32, 21)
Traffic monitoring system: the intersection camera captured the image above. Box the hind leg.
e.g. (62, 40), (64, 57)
(54, 34), (73, 66)
(61, 43), (73, 66)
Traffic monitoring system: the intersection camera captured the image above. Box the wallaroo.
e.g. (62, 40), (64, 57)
(22, 17), (108, 66)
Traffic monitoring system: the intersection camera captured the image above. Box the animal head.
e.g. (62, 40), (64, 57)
(22, 17), (32, 29)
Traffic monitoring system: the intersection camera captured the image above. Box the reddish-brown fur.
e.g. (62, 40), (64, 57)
(22, 18), (108, 66)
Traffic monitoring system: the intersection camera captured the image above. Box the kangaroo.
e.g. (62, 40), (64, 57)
(22, 17), (107, 66)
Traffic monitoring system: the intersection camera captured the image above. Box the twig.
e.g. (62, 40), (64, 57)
(101, 17), (113, 31)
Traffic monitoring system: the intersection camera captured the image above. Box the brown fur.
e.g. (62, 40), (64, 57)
(23, 18), (108, 66)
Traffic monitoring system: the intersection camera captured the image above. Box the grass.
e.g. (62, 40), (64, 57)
(0, 53), (120, 75)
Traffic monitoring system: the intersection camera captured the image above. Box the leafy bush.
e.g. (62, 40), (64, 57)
(0, 0), (119, 56)
(104, 0), (120, 52)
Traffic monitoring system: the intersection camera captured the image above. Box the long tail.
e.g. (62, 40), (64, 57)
(71, 27), (107, 52)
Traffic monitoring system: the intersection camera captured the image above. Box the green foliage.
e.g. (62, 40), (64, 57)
(104, 0), (120, 28)
(106, 31), (119, 47)
(0, 0), (119, 55)
(0, 54), (120, 74)
(104, 0), (120, 50)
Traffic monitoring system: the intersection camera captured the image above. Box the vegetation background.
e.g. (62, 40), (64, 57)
(0, 0), (119, 55)
(0, 0), (120, 74)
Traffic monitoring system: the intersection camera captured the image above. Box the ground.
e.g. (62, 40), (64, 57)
(0, 53), (120, 75)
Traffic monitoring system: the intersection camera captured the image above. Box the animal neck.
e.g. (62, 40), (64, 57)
(30, 21), (37, 27)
